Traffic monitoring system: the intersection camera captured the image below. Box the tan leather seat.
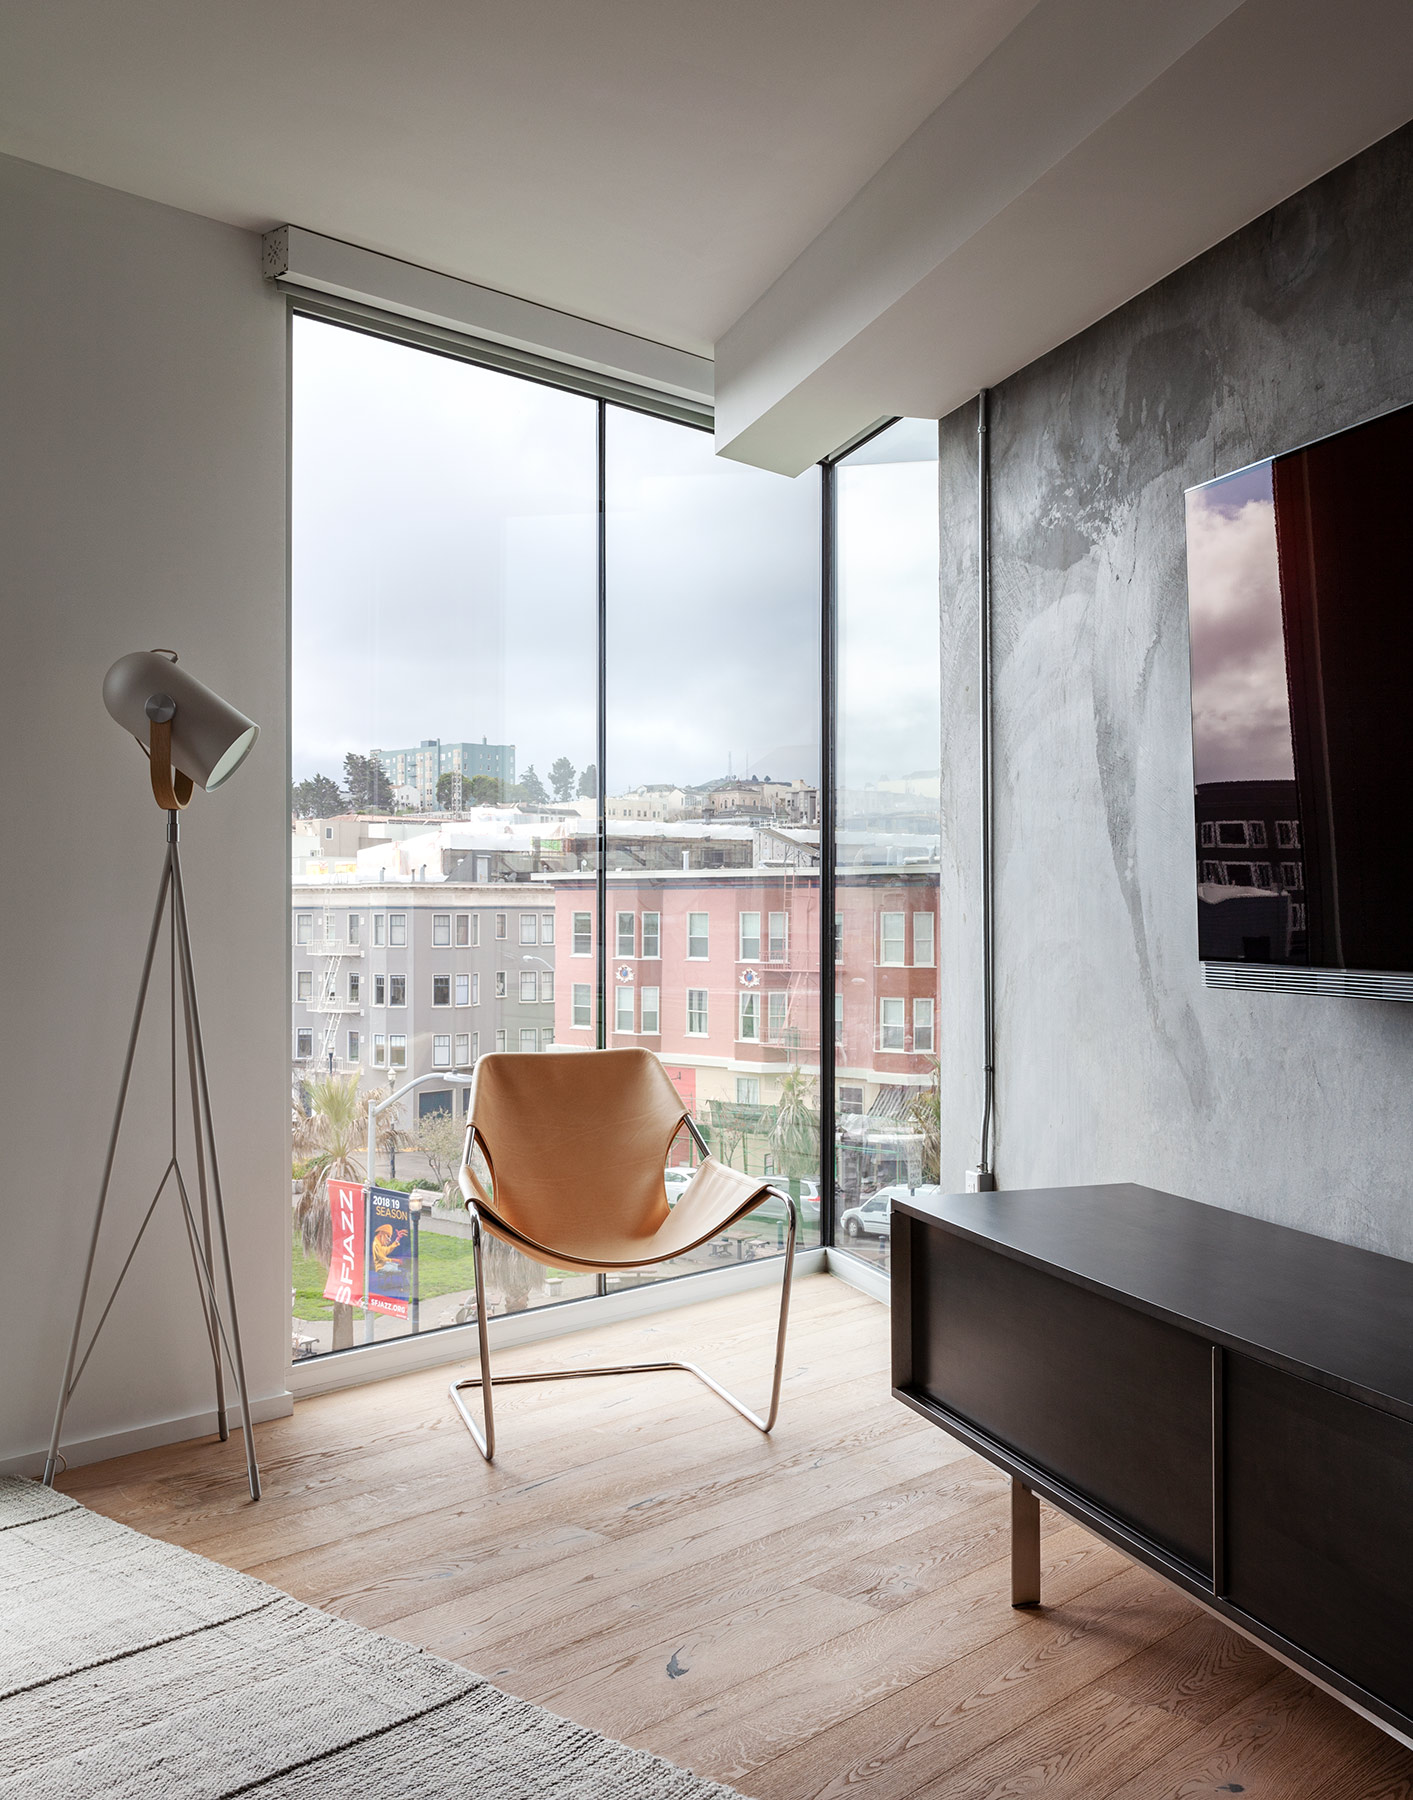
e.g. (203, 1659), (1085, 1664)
(458, 1046), (777, 1269)
(450, 1046), (799, 1461)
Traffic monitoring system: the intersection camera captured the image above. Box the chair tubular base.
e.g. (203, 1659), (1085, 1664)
(449, 1196), (797, 1462)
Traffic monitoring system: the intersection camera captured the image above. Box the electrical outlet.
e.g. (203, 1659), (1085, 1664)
(965, 1168), (997, 1192)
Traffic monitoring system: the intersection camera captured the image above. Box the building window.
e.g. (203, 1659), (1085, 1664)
(573, 911), (592, 955)
(455, 913), (469, 946)
(541, 1028), (554, 1050)
(736, 1076), (760, 1105)
(838, 1084), (863, 1113)
(641, 911), (660, 958)
(1280, 861), (1304, 889)
(539, 970), (554, 1003)
(495, 971), (507, 999)
(373, 1033), (386, 1067)
(835, 992), (843, 1032)
(389, 1033), (407, 1068)
(433, 913), (451, 946)
(347, 1029), (360, 1062)
(640, 986), (660, 1034)
(880, 913), (906, 965)
(519, 913), (538, 946)
(540, 913), (554, 945)
(519, 1028), (538, 1053)
(295, 913), (312, 946)
(615, 986), (634, 1032)
(389, 913), (407, 947)
(1200, 861), (1222, 884)
(348, 971), (360, 1004)
(1215, 821), (1249, 849)
(739, 912), (761, 961)
(495, 1029), (507, 1052)
(495, 913), (507, 940)
(834, 912), (843, 961)
(520, 970), (538, 1003)
(455, 1032), (470, 1065)
(348, 913), (361, 946)
(767, 990), (787, 1041)
(471, 1032), (480, 1062)
(1247, 821), (1268, 848)
(433, 1034), (452, 1068)
(767, 912), (787, 961)
(433, 975), (450, 1006)
(1292, 903), (1308, 931)
(739, 992), (760, 1041)
(687, 912), (709, 959)
(913, 913), (935, 968)
(572, 983), (593, 1029)
(295, 1028), (313, 1059)
(472, 972), (480, 1005)
(373, 973), (386, 1006)
(455, 973), (469, 1006)
(389, 974), (406, 1006)
(687, 989), (709, 1034)
(914, 997), (935, 1052)
(1199, 822), (1216, 848)
(471, 914), (481, 946)
(617, 911), (636, 958)
(295, 969), (313, 1002)
(373, 913), (386, 946)
(1276, 820), (1301, 849)
(879, 996), (906, 1050)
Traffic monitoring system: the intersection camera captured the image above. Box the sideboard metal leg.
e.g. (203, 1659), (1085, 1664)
(1011, 1478), (1041, 1607)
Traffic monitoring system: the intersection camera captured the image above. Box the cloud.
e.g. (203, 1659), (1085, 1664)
(1186, 475), (1294, 785)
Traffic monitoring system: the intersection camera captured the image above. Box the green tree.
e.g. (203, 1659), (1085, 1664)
(291, 773), (345, 817)
(578, 762), (598, 798)
(469, 774), (501, 806)
(436, 771), (472, 811)
(906, 1058), (941, 1184)
(292, 1073), (365, 1351)
(548, 756), (577, 802)
(519, 764), (548, 805)
(343, 752), (394, 812)
(415, 1107), (464, 1202)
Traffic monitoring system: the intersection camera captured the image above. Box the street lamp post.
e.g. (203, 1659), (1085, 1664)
(364, 1067), (472, 1344)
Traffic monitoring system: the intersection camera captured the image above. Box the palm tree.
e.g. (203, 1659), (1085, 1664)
(293, 1073), (365, 1350)
(770, 1066), (820, 1181)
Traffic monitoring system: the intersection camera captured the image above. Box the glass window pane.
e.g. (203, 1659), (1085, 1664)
(602, 404), (822, 1280)
(617, 911), (636, 958)
(573, 911), (593, 955)
(572, 982), (592, 1029)
(834, 419), (941, 1270)
(291, 316), (598, 1355)
(615, 986), (635, 1032)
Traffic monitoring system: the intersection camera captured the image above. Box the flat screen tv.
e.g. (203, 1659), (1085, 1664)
(1185, 400), (1413, 1000)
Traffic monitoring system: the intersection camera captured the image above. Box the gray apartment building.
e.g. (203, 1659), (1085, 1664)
(291, 882), (556, 1123)
(372, 738), (516, 811)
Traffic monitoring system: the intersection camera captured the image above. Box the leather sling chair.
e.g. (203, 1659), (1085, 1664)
(449, 1047), (797, 1460)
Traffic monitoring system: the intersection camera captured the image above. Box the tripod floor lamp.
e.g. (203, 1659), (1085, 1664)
(43, 650), (263, 1500)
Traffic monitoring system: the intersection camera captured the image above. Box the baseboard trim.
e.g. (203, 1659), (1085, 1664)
(1, 1390), (295, 1480)
(825, 1246), (891, 1304)
(289, 1246), (829, 1398)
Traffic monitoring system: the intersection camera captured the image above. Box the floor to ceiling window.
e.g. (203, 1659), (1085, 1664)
(831, 420), (942, 1272)
(289, 306), (937, 1358)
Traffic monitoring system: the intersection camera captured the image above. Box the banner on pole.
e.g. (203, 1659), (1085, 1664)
(323, 1179), (364, 1306)
(367, 1185), (412, 1318)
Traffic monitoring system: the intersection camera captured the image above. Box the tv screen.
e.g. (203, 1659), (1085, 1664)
(1185, 401), (1413, 994)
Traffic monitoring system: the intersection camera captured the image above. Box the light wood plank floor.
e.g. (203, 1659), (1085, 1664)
(64, 1275), (1413, 1798)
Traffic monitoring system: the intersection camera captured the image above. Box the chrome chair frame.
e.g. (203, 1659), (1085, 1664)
(448, 1113), (798, 1461)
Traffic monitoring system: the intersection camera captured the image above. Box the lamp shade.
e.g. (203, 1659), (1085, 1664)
(103, 650), (259, 791)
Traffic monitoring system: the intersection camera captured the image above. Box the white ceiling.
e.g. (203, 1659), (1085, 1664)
(3, 0), (1410, 470)
(0, 0), (1038, 355)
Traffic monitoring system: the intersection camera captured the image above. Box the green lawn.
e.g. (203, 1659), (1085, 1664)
(292, 1223), (487, 1323)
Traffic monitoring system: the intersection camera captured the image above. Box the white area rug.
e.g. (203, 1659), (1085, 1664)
(0, 1476), (739, 1798)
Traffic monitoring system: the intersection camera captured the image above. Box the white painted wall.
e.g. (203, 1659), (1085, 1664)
(0, 153), (290, 1472)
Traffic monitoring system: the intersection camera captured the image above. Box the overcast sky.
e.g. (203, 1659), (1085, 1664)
(292, 317), (937, 795)
(1186, 462), (1295, 786)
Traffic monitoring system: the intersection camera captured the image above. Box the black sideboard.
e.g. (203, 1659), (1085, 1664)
(892, 1182), (1413, 1746)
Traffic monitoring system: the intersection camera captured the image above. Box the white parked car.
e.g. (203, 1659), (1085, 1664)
(839, 1183), (943, 1239)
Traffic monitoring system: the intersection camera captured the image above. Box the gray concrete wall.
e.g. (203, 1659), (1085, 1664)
(938, 122), (1413, 1257)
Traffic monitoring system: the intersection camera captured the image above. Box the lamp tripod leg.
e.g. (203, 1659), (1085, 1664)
(171, 847), (261, 1501)
(174, 871), (228, 1438)
(43, 856), (173, 1488)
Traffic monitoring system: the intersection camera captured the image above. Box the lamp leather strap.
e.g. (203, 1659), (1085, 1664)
(148, 718), (194, 810)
